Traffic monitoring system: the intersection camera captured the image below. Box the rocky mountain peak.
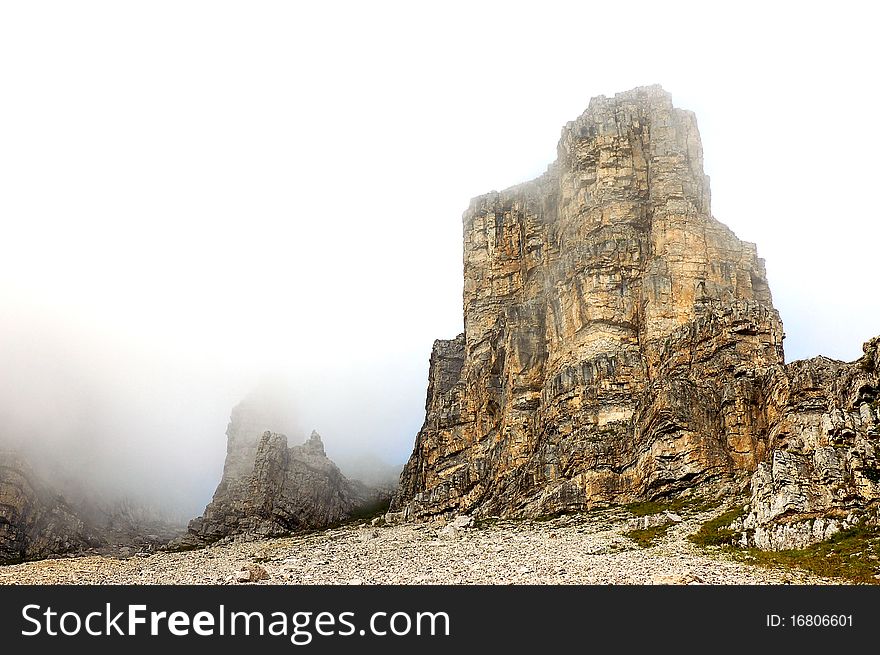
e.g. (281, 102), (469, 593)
(177, 403), (388, 546)
(304, 430), (326, 456)
(390, 86), (879, 551)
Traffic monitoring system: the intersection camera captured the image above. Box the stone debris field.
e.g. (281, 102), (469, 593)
(0, 507), (833, 585)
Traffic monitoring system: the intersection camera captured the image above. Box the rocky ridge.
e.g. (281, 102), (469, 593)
(391, 85), (879, 550)
(179, 398), (388, 547)
(0, 453), (104, 564)
(738, 338), (880, 549)
(1, 451), (187, 564)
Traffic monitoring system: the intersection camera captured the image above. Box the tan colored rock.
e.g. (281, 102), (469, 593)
(391, 85), (880, 551)
(393, 85), (782, 520)
(235, 563), (269, 583)
(742, 338), (880, 550)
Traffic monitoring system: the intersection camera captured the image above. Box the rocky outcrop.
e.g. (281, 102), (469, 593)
(738, 338), (880, 549)
(393, 85), (781, 519)
(180, 400), (387, 546)
(391, 85), (879, 547)
(0, 453), (104, 564)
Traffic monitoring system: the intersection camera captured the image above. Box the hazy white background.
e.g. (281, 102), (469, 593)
(1, 1), (877, 515)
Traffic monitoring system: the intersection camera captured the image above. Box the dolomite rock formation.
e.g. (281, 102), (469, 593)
(181, 400), (387, 546)
(0, 453), (103, 564)
(393, 85), (781, 519)
(738, 338), (880, 550)
(391, 85), (880, 547)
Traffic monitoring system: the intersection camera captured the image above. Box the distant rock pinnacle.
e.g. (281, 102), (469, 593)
(178, 400), (387, 546)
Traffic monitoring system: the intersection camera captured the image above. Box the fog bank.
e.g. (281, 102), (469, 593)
(1, 2), (877, 518)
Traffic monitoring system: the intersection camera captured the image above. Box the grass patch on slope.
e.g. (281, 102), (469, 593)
(739, 525), (880, 584)
(624, 522), (673, 548)
(688, 507), (746, 547)
(625, 495), (720, 517)
(689, 509), (880, 584)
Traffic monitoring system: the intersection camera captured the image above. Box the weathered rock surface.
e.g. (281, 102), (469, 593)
(740, 338), (880, 549)
(180, 399), (388, 546)
(393, 85), (782, 519)
(0, 453), (104, 564)
(0, 506), (839, 585)
(392, 84), (880, 549)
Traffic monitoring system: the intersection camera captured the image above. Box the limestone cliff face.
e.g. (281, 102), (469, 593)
(393, 85), (782, 519)
(739, 339), (880, 549)
(0, 453), (103, 564)
(182, 400), (386, 545)
(392, 86), (880, 543)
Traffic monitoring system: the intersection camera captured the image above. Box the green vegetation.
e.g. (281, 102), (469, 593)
(688, 507), (746, 546)
(472, 516), (502, 528)
(689, 509), (880, 584)
(624, 522), (672, 547)
(534, 507), (597, 522)
(738, 525), (880, 584)
(625, 495), (720, 517)
(622, 495), (726, 547)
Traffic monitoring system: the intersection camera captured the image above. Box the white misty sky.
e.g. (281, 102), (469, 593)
(0, 1), (877, 513)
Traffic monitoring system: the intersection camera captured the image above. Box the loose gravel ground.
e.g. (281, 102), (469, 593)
(0, 507), (837, 585)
